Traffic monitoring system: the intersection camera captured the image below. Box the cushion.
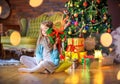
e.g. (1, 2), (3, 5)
(55, 61), (72, 73)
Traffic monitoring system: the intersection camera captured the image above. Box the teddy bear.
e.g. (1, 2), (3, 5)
(111, 26), (120, 63)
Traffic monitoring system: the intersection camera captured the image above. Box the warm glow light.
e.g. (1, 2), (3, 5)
(29, 0), (43, 7)
(0, 6), (2, 15)
(93, 70), (104, 84)
(94, 50), (103, 60)
(10, 31), (21, 46)
(64, 72), (80, 84)
(100, 33), (112, 47)
(117, 71), (120, 80)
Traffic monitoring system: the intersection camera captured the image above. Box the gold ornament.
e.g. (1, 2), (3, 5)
(68, 30), (72, 35)
(82, 29), (87, 33)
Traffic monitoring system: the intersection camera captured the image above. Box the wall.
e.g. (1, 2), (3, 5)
(0, 0), (67, 25)
(108, 0), (120, 28)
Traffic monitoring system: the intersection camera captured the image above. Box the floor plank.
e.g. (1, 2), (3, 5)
(0, 64), (120, 84)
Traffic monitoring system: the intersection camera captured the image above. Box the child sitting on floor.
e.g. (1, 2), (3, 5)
(18, 21), (60, 73)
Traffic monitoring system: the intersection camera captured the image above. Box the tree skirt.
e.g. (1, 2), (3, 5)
(0, 59), (20, 66)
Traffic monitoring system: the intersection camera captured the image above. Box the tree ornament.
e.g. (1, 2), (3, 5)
(103, 14), (107, 21)
(74, 21), (79, 26)
(74, 13), (78, 17)
(68, 30), (72, 35)
(107, 28), (111, 33)
(102, 7), (107, 14)
(70, 3), (73, 7)
(82, 29), (87, 33)
(71, 20), (75, 24)
(81, 10), (84, 14)
(97, 0), (101, 4)
(84, 37), (96, 50)
(91, 19), (96, 24)
(68, 1), (70, 5)
(76, 5), (79, 7)
(83, 1), (88, 7)
(85, 25), (89, 30)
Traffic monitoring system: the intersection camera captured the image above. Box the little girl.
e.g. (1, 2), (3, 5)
(18, 21), (60, 73)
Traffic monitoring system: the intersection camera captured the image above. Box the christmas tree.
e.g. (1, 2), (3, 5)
(63, 0), (113, 55)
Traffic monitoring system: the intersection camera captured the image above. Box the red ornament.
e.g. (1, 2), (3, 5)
(97, 0), (101, 4)
(91, 20), (96, 24)
(107, 28), (111, 33)
(83, 1), (88, 7)
(74, 21), (79, 26)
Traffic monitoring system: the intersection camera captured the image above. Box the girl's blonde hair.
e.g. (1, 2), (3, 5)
(36, 21), (53, 47)
(41, 21), (53, 28)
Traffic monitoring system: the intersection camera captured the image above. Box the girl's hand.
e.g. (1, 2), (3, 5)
(53, 38), (59, 49)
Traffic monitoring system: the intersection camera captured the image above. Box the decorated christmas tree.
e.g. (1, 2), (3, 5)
(63, 0), (113, 56)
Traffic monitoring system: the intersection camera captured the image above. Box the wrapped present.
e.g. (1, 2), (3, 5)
(64, 51), (71, 61)
(66, 38), (74, 51)
(71, 52), (79, 60)
(64, 51), (79, 61)
(66, 38), (85, 52)
(79, 51), (87, 62)
(73, 38), (84, 46)
(81, 58), (90, 69)
(65, 51), (71, 57)
(81, 55), (94, 69)
(67, 38), (73, 45)
(73, 38), (84, 52)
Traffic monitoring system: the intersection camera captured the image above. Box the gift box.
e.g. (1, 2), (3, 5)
(64, 51), (71, 61)
(64, 51), (79, 61)
(81, 58), (91, 69)
(79, 51), (87, 62)
(67, 38), (73, 45)
(73, 38), (84, 52)
(81, 55), (96, 69)
(66, 38), (84, 52)
(71, 52), (79, 60)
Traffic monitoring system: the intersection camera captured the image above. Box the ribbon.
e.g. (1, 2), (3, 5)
(66, 38), (84, 52)
(46, 27), (65, 59)
(66, 44), (84, 52)
(84, 55), (94, 58)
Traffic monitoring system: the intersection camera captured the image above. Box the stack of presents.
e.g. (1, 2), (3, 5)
(61, 37), (113, 69)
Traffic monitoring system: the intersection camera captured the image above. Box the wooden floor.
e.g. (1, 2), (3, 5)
(0, 64), (120, 84)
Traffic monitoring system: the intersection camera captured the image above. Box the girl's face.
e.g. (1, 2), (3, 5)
(41, 24), (49, 36)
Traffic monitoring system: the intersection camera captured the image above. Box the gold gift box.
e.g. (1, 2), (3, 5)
(79, 51), (87, 62)
(67, 38), (73, 45)
(73, 38), (85, 52)
(67, 38), (85, 52)
(73, 38), (84, 46)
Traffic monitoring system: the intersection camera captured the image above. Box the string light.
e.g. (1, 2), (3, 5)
(0, 6), (2, 15)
